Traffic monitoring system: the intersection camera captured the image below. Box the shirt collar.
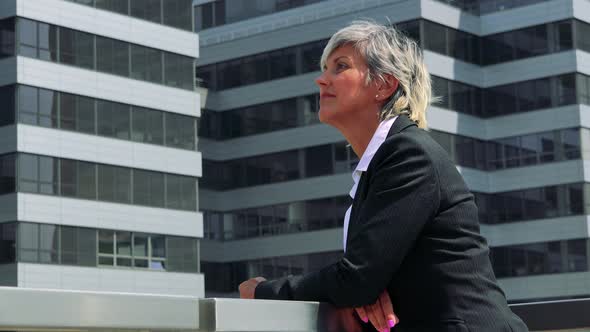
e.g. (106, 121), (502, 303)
(351, 116), (398, 185)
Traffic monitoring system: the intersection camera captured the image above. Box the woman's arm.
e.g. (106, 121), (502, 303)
(255, 134), (440, 307)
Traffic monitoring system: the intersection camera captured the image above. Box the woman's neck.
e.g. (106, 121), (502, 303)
(338, 114), (380, 159)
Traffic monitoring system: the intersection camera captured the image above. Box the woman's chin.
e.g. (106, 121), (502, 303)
(318, 107), (336, 125)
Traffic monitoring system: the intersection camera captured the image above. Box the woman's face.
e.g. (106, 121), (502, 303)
(315, 44), (379, 127)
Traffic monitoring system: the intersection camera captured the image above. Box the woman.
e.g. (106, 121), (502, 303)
(239, 20), (528, 332)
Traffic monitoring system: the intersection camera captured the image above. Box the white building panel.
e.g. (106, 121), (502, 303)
(17, 263), (205, 297)
(481, 216), (590, 247)
(17, 125), (202, 177)
(499, 271), (590, 301)
(16, 0), (198, 57)
(14, 57), (200, 118)
(17, 193), (203, 238)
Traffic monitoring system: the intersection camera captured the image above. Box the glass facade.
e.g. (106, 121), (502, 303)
(199, 73), (589, 141)
(201, 142), (359, 190)
(202, 237), (590, 294)
(428, 128), (584, 171)
(490, 239), (590, 278)
(194, 0), (325, 32)
(201, 251), (341, 293)
(202, 183), (589, 241)
(0, 223), (16, 264)
(475, 183), (589, 225)
(202, 128), (583, 190)
(203, 196), (349, 241)
(199, 94), (318, 140)
(196, 19), (590, 90)
(14, 221), (199, 272)
(8, 153), (198, 211)
(434, 0), (551, 16)
(66, 0), (193, 31)
(16, 18), (194, 90)
(0, 17), (15, 59)
(7, 85), (197, 151)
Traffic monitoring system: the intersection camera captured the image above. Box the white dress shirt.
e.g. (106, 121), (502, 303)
(343, 116), (398, 251)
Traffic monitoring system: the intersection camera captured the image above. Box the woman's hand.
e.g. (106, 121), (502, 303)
(238, 277), (267, 299)
(327, 308), (363, 332)
(354, 290), (399, 331)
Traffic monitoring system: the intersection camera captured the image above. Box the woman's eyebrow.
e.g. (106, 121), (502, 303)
(332, 56), (350, 63)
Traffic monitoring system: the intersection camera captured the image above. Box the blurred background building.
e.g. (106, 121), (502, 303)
(0, 0), (203, 296)
(196, 0), (590, 302)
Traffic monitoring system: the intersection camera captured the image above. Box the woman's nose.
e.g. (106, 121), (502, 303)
(315, 72), (328, 87)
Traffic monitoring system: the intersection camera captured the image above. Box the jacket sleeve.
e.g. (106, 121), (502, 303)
(255, 135), (440, 307)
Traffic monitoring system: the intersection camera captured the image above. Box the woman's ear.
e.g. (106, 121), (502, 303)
(376, 74), (399, 101)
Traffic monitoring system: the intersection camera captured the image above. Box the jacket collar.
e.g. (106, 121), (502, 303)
(386, 114), (417, 138)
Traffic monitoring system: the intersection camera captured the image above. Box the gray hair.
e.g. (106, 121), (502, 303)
(320, 20), (435, 128)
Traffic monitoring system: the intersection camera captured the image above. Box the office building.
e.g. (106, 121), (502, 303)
(196, 0), (590, 302)
(0, 0), (203, 296)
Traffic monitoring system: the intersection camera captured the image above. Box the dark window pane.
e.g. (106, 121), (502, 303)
(165, 112), (195, 150)
(77, 161), (96, 199)
(423, 21), (447, 55)
(38, 155), (58, 195)
(38, 88), (58, 128)
(37, 23), (57, 61)
(0, 223), (16, 263)
(557, 74), (577, 105)
(19, 85), (38, 125)
(99, 256), (114, 265)
(133, 169), (164, 207)
(576, 20), (590, 53)
(0, 18), (16, 58)
(116, 231), (132, 256)
(0, 154), (16, 194)
(18, 18), (37, 58)
(18, 154), (38, 193)
(98, 164), (131, 203)
(95, 0), (129, 15)
(18, 222), (39, 262)
(164, 52), (193, 90)
(131, 45), (162, 83)
(567, 239), (588, 272)
(555, 21), (573, 52)
(269, 47), (296, 79)
(60, 93), (96, 134)
(305, 145), (332, 177)
(167, 236), (198, 272)
(97, 100), (130, 139)
(130, 0), (162, 24)
(131, 107), (164, 145)
(133, 233), (148, 257)
(194, 2), (213, 32)
(166, 174), (196, 210)
(0, 85), (16, 126)
(96, 36), (129, 76)
(163, 0), (192, 30)
(151, 235), (165, 258)
(98, 229), (114, 254)
(59, 28), (94, 69)
(38, 224), (59, 263)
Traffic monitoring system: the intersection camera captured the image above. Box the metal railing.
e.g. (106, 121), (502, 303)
(0, 286), (589, 331)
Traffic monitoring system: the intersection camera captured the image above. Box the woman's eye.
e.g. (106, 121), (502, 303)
(337, 63), (348, 70)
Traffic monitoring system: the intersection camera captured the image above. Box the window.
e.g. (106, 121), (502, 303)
(18, 18), (37, 58)
(18, 85), (38, 125)
(576, 20), (590, 53)
(0, 18), (15, 58)
(98, 229), (169, 270)
(423, 21), (447, 55)
(60, 92), (95, 134)
(0, 223), (16, 264)
(60, 226), (96, 266)
(17, 85), (58, 129)
(0, 154), (16, 195)
(37, 22), (58, 61)
(0, 85), (15, 126)
(95, 0), (129, 15)
(131, 44), (162, 84)
(167, 236), (199, 273)
(131, 107), (163, 145)
(163, 0), (192, 31)
(59, 28), (94, 69)
(97, 100), (130, 139)
(164, 52), (193, 90)
(165, 112), (195, 150)
(166, 174), (196, 211)
(60, 159), (96, 200)
(18, 222), (40, 263)
(96, 36), (129, 76)
(98, 164), (131, 203)
(133, 169), (164, 207)
(130, 0), (162, 24)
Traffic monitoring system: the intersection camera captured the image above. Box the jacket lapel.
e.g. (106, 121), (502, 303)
(345, 115), (417, 248)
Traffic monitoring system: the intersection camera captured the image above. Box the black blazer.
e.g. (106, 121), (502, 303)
(255, 115), (528, 332)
